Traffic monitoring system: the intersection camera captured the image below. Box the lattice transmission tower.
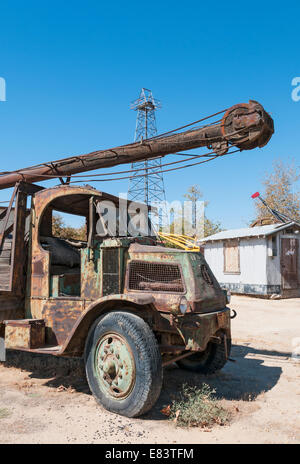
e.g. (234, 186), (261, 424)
(128, 88), (167, 227)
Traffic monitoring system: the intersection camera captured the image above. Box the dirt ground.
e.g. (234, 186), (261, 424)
(0, 295), (299, 444)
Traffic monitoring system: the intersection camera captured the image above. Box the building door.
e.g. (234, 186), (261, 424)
(281, 238), (299, 290)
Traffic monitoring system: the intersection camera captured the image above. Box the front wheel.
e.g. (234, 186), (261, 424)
(177, 337), (231, 374)
(84, 311), (163, 417)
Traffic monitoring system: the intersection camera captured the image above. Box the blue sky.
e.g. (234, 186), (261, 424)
(0, 0), (299, 229)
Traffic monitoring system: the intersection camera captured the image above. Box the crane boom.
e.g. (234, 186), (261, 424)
(0, 100), (274, 190)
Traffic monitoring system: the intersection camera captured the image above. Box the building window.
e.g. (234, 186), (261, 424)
(224, 239), (240, 274)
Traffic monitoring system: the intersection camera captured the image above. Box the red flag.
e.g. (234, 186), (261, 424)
(251, 192), (260, 199)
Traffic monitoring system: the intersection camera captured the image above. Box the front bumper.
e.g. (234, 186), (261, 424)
(175, 307), (231, 352)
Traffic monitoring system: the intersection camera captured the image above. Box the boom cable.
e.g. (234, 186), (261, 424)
(68, 148), (241, 184)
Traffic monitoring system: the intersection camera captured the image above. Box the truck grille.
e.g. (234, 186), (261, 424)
(128, 261), (184, 293)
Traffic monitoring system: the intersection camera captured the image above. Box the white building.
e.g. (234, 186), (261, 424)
(200, 222), (300, 298)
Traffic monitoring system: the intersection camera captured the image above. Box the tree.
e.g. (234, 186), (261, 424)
(253, 159), (300, 223)
(204, 217), (222, 237)
(167, 184), (223, 238)
(52, 214), (86, 240)
(183, 184), (222, 237)
(183, 185), (206, 229)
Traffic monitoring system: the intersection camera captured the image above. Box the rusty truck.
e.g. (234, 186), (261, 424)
(0, 101), (274, 417)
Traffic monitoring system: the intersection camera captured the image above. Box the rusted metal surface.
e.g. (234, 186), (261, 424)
(4, 319), (45, 349)
(58, 294), (156, 356)
(50, 272), (81, 297)
(80, 246), (101, 299)
(102, 248), (121, 296)
(29, 297), (85, 346)
(29, 185), (99, 300)
(220, 102), (273, 150)
(154, 308), (230, 353)
(124, 243), (226, 314)
(0, 101), (274, 190)
(58, 299), (230, 357)
(177, 309), (230, 351)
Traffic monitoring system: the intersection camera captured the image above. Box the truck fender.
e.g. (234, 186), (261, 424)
(60, 294), (155, 357)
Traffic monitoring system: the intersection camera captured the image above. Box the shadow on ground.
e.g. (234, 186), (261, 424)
(146, 343), (285, 420)
(2, 343), (286, 420)
(2, 350), (89, 394)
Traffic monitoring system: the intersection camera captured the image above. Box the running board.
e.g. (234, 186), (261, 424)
(8, 344), (62, 356)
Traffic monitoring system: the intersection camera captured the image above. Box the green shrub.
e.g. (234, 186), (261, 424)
(0, 408), (11, 419)
(169, 383), (229, 428)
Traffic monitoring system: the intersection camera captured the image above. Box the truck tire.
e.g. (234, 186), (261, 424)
(84, 311), (163, 418)
(177, 338), (231, 374)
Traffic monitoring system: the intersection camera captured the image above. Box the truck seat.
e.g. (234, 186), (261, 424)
(40, 236), (81, 268)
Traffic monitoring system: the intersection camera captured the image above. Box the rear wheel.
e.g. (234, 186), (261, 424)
(84, 311), (163, 417)
(177, 337), (231, 374)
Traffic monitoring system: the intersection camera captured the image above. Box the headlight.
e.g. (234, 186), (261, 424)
(179, 296), (188, 314)
(222, 287), (231, 304)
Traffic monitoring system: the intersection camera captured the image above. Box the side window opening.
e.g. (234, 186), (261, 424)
(52, 211), (87, 242)
(40, 208), (87, 298)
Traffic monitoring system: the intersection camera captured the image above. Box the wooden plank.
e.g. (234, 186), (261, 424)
(0, 242), (11, 250)
(0, 281), (10, 288)
(0, 282), (10, 288)
(0, 272), (10, 277)
(9, 190), (27, 294)
(223, 239), (240, 274)
(0, 236), (12, 243)
(0, 272), (9, 281)
(0, 250), (11, 258)
(0, 184), (18, 251)
(0, 242), (12, 250)
(0, 264), (10, 272)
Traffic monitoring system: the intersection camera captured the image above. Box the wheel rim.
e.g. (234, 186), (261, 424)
(94, 332), (136, 400)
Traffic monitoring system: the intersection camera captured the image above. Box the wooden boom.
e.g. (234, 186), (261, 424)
(0, 100), (274, 190)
